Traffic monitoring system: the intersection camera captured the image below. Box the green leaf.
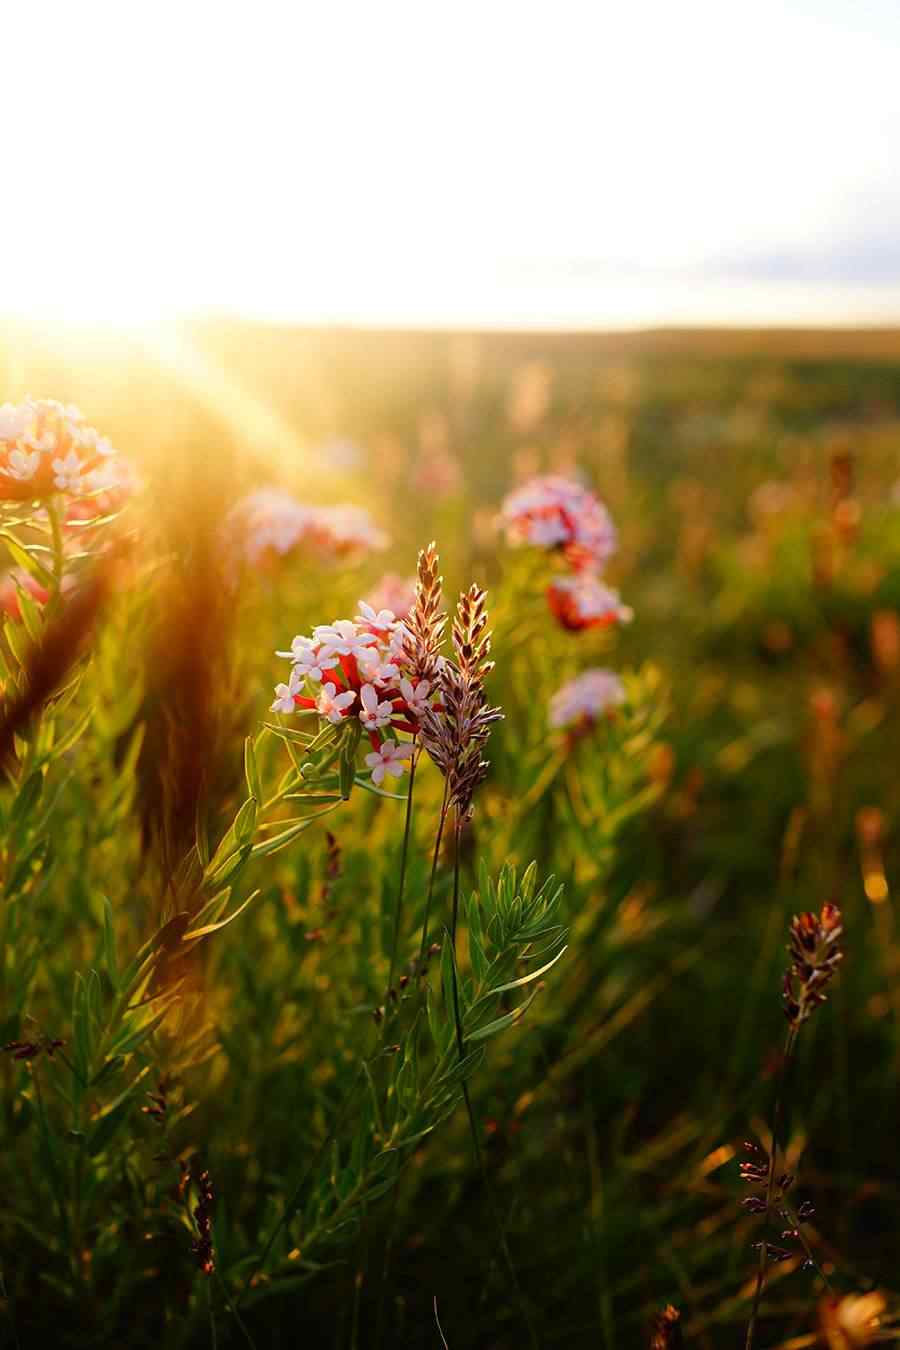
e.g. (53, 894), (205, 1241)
(466, 988), (540, 1043)
(352, 775), (406, 800)
(474, 946), (567, 1003)
(110, 1004), (172, 1058)
(51, 707), (94, 758)
(13, 578), (43, 643)
(183, 889), (260, 941)
(251, 810), (337, 857)
(87, 1066), (151, 1155)
(0, 531), (56, 588)
(244, 735), (262, 801)
(10, 769), (44, 829)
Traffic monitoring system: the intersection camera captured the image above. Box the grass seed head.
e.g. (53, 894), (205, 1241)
(403, 540), (446, 684)
(782, 903), (844, 1030)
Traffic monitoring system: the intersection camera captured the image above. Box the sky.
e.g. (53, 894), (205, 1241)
(3, 0), (900, 329)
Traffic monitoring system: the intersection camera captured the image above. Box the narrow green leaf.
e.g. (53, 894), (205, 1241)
(182, 889), (260, 941)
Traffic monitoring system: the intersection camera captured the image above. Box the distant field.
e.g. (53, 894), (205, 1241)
(1, 319), (899, 1348)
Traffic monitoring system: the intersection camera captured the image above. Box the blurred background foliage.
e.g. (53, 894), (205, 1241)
(1, 321), (900, 1349)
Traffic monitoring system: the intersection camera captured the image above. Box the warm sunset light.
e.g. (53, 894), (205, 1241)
(5, 0), (900, 328)
(4, 7), (900, 1349)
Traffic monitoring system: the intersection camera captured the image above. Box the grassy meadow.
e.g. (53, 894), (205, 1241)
(1, 322), (899, 1349)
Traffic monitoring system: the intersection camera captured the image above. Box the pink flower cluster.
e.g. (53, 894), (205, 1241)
(501, 475), (617, 571)
(501, 474), (631, 635)
(365, 573), (416, 620)
(549, 669), (625, 731)
(546, 574), (633, 632)
(0, 399), (132, 514)
(228, 488), (388, 568)
(272, 603), (439, 786)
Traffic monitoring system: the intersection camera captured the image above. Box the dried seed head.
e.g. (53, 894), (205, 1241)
(783, 903), (844, 1029)
(649, 1305), (682, 1350)
(403, 541), (446, 684)
(419, 582), (503, 818)
(452, 583), (495, 686)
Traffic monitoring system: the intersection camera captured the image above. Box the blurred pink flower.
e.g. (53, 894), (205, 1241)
(547, 574), (633, 632)
(500, 475), (616, 571)
(365, 573), (416, 619)
(549, 668), (625, 730)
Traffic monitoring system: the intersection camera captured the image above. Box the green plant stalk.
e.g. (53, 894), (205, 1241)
(447, 817), (540, 1350)
(744, 1025), (798, 1350)
(416, 776), (450, 969)
(46, 497), (66, 612)
(234, 1061), (369, 1310)
(386, 741), (418, 994)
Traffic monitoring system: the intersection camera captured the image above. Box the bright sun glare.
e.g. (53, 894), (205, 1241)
(3, 0), (900, 329)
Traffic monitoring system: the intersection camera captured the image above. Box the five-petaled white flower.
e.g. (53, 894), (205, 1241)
(358, 683), (394, 730)
(314, 619), (378, 661)
(399, 677), (432, 718)
(365, 739), (413, 786)
(355, 601), (397, 632)
(356, 648), (400, 686)
(0, 404), (29, 442)
(2, 448), (41, 481)
(316, 681), (357, 724)
(52, 451), (84, 492)
(276, 636), (336, 683)
(270, 668), (302, 714)
(388, 621), (413, 665)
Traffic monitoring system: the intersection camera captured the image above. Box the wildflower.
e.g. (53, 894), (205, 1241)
(226, 493), (387, 569)
(0, 399), (129, 506)
(399, 677), (432, 718)
(0, 403), (29, 441)
(276, 636), (337, 684)
(365, 573), (416, 620)
(271, 668), (302, 714)
(549, 668), (625, 730)
(52, 450), (85, 493)
(782, 903), (844, 1029)
(274, 603), (437, 740)
(316, 681), (357, 724)
(357, 648), (401, 687)
(355, 601), (399, 633)
(500, 475), (617, 570)
(546, 574), (633, 632)
(359, 683), (394, 730)
(2, 448), (41, 482)
(365, 738), (413, 786)
(307, 504), (388, 557)
(314, 619), (379, 661)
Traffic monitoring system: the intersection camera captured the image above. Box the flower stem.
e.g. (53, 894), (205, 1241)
(46, 497), (65, 610)
(447, 811), (540, 1350)
(386, 743), (418, 994)
(745, 1026), (798, 1350)
(416, 777), (450, 970)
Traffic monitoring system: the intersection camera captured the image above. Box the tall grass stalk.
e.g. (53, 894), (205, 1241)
(743, 1026), (797, 1350)
(386, 742), (418, 994)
